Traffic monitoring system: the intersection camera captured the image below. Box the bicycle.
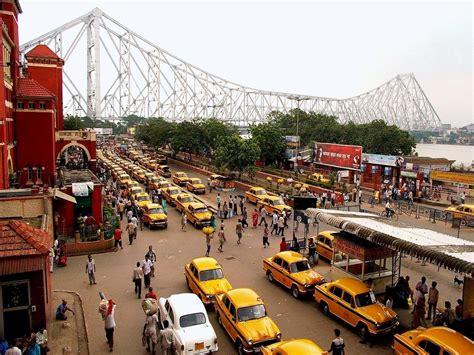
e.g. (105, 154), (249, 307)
(379, 209), (399, 221)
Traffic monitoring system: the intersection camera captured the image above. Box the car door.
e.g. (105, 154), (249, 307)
(280, 261), (292, 288)
(328, 286), (344, 320)
(417, 340), (442, 355)
(341, 291), (358, 326)
(271, 257), (285, 285)
(263, 198), (272, 214)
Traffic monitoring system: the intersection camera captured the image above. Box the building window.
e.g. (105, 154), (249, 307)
(36, 165), (43, 184)
(17, 102), (24, 109)
(39, 102), (46, 110)
(28, 102), (35, 109)
(27, 166), (34, 182)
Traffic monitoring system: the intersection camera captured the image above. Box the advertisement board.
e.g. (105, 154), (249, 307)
(430, 171), (474, 186)
(362, 153), (403, 167)
(94, 128), (113, 135)
(313, 143), (362, 170)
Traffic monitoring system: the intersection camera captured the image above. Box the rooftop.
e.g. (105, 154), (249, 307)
(16, 78), (55, 99)
(61, 169), (100, 185)
(0, 220), (51, 258)
(26, 44), (61, 60)
(403, 156), (455, 165)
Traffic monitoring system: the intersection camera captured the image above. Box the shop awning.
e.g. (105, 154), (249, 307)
(53, 189), (77, 204)
(305, 209), (474, 275)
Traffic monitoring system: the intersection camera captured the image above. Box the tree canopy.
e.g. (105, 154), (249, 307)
(250, 122), (286, 164)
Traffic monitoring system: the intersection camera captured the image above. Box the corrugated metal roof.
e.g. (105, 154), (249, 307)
(0, 255), (45, 275)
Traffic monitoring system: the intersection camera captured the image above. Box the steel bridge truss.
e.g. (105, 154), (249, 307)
(20, 8), (441, 130)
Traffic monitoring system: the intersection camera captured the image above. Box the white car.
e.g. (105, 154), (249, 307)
(158, 293), (218, 354)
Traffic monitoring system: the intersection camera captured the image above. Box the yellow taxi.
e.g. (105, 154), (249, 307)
(184, 202), (212, 228)
(261, 339), (327, 355)
(445, 204), (474, 218)
(112, 167), (125, 179)
(257, 196), (292, 217)
(186, 177), (206, 194)
(135, 192), (152, 208)
(175, 193), (195, 213)
(262, 251), (325, 298)
(162, 186), (182, 206)
(157, 164), (171, 178)
(143, 203), (167, 229)
(394, 326), (474, 355)
(134, 169), (146, 183)
(184, 257), (232, 305)
(314, 230), (337, 261)
(118, 173), (132, 188)
(129, 165), (140, 176)
(173, 171), (191, 186)
(147, 159), (158, 170)
(126, 180), (140, 190)
(314, 278), (398, 340)
(308, 173), (329, 184)
(129, 186), (144, 199)
(148, 176), (165, 190)
(245, 186), (270, 204)
(144, 171), (155, 182)
(157, 180), (172, 189)
(215, 288), (281, 353)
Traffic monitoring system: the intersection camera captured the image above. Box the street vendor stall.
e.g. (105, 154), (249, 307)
(330, 231), (396, 294)
(209, 174), (235, 192)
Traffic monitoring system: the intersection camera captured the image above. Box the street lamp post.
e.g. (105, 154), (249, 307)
(287, 96), (311, 172)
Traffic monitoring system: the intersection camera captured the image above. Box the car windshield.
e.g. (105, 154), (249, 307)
(137, 196), (149, 201)
(192, 179), (201, 184)
(162, 167), (169, 171)
(199, 268), (224, 281)
(181, 197), (193, 203)
(273, 198), (285, 206)
(195, 208), (208, 214)
(179, 313), (206, 328)
(256, 190), (267, 195)
(355, 291), (377, 307)
(177, 173), (185, 177)
(290, 261), (310, 273)
(148, 208), (164, 214)
(237, 304), (267, 322)
(169, 189), (180, 195)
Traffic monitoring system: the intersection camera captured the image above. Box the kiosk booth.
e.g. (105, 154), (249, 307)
(330, 231), (397, 294)
(209, 174), (235, 192)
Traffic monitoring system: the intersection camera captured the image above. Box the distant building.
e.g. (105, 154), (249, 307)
(460, 123), (474, 133)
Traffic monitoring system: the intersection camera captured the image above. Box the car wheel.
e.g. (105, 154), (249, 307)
(358, 323), (369, 341)
(236, 340), (244, 355)
(320, 301), (330, 316)
(267, 272), (274, 282)
(291, 285), (300, 299)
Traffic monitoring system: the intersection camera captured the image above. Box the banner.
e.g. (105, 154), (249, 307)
(313, 143), (362, 170)
(94, 128), (113, 135)
(430, 171), (474, 185)
(362, 153), (403, 167)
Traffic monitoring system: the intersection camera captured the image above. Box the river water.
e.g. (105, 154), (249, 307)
(415, 143), (474, 167)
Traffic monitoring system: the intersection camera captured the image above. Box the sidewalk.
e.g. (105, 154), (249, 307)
(50, 291), (89, 355)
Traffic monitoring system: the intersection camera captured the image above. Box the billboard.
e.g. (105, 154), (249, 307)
(313, 143), (362, 170)
(94, 128), (113, 135)
(362, 153), (403, 167)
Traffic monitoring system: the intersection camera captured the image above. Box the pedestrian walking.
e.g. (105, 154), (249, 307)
(328, 329), (345, 355)
(216, 193), (221, 209)
(217, 227), (226, 252)
(146, 245), (157, 277)
(427, 281), (439, 321)
(251, 209), (259, 228)
(127, 209), (133, 222)
(118, 200), (125, 221)
(223, 201), (229, 219)
(181, 212), (187, 232)
(113, 227), (123, 251)
(103, 299), (116, 352)
(157, 320), (174, 355)
(133, 262), (144, 298)
(271, 212), (278, 235)
(145, 287), (157, 300)
(259, 207), (267, 226)
(236, 219), (243, 245)
(162, 198), (167, 214)
(262, 223), (270, 248)
(279, 237), (287, 252)
(241, 207), (248, 228)
(126, 220), (137, 245)
(142, 255), (153, 289)
(277, 215), (285, 236)
(143, 311), (159, 354)
(308, 238), (318, 265)
(239, 197), (244, 215)
(85, 254), (97, 285)
(205, 231), (213, 257)
(233, 197), (238, 216)
(229, 196), (234, 218)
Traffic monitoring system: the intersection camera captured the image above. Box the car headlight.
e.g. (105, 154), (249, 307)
(247, 339), (253, 346)
(375, 322), (381, 328)
(304, 283), (309, 288)
(276, 332), (282, 340)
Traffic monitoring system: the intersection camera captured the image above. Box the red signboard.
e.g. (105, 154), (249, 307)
(313, 143), (362, 170)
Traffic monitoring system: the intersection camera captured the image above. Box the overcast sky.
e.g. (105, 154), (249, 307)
(20, 0), (472, 127)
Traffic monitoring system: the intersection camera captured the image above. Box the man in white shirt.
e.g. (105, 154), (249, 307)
(85, 254), (97, 285)
(277, 215), (285, 236)
(5, 339), (21, 355)
(158, 320), (174, 355)
(103, 300), (116, 352)
(271, 212), (278, 235)
(142, 255), (153, 288)
(143, 313), (159, 353)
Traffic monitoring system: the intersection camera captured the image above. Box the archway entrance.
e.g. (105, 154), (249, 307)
(57, 144), (91, 170)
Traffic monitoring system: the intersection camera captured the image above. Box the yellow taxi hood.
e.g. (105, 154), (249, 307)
(275, 204), (292, 212)
(193, 184), (205, 189)
(238, 317), (280, 342)
(358, 303), (397, 324)
(148, 213), (167, 221)
(201, 279), (232, 295)
(292, 270), (324, 285)
(195, 211), (212, 220)
(138, 200), (151, 207)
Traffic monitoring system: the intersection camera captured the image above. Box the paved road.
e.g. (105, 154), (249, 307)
(52, 161), (469, 354)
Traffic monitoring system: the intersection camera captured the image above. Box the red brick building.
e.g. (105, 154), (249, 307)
(0, 219), (52, 340)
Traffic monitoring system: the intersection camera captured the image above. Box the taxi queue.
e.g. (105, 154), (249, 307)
(97, 148), (474, 355)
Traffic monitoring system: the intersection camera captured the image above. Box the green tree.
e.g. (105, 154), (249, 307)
(200, 118), (238, 155)
(63, 115), (86, 130)
(214, 135), (260, 177)
(170, 120), (204, 157)
(250, 122), (286, 164)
